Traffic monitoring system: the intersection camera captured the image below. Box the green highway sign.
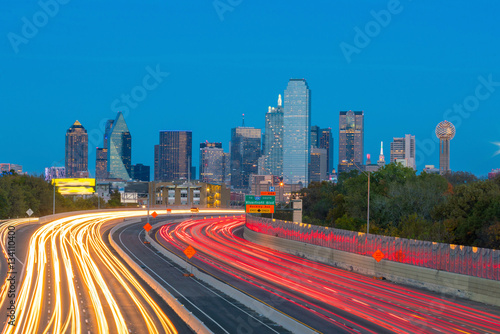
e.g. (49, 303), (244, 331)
(245, 195), (275, 206)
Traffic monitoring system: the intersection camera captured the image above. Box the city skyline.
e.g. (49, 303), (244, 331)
(2, 2), (500, 177)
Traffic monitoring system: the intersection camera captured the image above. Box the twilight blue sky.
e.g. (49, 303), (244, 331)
(1, 0), (500, 177)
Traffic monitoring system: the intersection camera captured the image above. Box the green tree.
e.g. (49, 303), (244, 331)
(107, 190), (122, 208)
(442, 171), (478, 186)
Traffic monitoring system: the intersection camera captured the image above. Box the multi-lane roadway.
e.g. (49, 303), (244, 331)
(0, 211), (191, 334)
(154, 215), (500, 334)
(2, 211), (500, 333)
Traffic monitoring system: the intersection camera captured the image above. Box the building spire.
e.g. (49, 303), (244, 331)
(378, 141), (385, 167)
(278, 94), (282, 107)
(242, 113), (245, 127)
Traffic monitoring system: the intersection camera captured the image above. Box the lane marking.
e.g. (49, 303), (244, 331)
(118, 226), (232, 334)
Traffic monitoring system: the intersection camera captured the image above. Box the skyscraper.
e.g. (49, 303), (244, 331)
(264, 94), (284, 177)
(283, 79), (311, 185)
(132, 163), (150, 182)
(223, 152), (231, 186)
(309, 148), (327, 182)
(107, 112), (132, 180)
(95, 148), (108, 179)
(154, 145), (160, 181)
(436, 120), (456, 174)
(319, 128), (334, 175)
(156, 131), (192, 181)
(95, 119), (114, 180)
(310, 125), (320, 148)
(230, 127), (261, 192)
(65, 120), (88, 178)
(377, 141), (386, 167)
(390, 134), (416, 169)
(338, 111), (364, 173)
(199, 142), (224, 184)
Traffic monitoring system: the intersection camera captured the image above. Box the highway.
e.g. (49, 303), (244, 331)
(155, 215), (500, 334)
(113, 214), (292, 334)
(0, 211), (192, 334)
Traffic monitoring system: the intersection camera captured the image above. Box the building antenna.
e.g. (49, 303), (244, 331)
(242, 113), (245, 127)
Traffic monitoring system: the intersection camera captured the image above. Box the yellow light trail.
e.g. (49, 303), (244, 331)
(0, 210), (201, 334)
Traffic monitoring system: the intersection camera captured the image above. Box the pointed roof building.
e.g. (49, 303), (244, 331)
(65, 120), (88, 178)
(107, 112), (132, 180)
(377, 141), (385, 167)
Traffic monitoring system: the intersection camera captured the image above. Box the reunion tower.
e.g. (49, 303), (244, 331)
(435, 120), (456, 174)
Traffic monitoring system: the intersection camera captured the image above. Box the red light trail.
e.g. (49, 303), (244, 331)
(158, 216), (500, 334)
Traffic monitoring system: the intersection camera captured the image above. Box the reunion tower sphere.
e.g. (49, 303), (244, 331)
(435, 120), (456, 140)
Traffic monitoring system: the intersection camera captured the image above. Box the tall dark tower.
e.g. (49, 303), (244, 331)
(230, 127), (261, 192)
(435, 120), (456, 174)
(65, 120), (88, 178)
(157, 131), (192, 181)
(338, 111), (364, 173)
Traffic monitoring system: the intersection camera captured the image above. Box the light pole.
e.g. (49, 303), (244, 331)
(147, 192), (150, 226)
(353, 162), (370, 235)
(53, 181), (55, 215)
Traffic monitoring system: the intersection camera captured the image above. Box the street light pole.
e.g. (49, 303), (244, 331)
(53, 182), (55, 215)
(367, 171), (370, 235)
(147, 192), (150, 225)
(353, 162), (370, 235)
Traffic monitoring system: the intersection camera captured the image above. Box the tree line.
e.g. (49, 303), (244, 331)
(297, 164), (500, 249)
(0, 171), (122, 219)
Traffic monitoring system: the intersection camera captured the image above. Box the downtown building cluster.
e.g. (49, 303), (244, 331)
(51, 78), (473, 206)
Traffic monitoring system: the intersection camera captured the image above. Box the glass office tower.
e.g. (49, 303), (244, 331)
(264, 94), (284, 177)
(107, 112), (132, 180)
(283, 79), (311, 185)
(230, 127), (261, 192)
(199, 142), (224, 184)
(156, 131), (192, 181)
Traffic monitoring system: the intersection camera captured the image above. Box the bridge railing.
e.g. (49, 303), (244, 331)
(246, 215), (500, 281)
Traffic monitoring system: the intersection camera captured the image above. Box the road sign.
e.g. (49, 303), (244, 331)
(246, 204), (275, 213)
(26, 208), (33, 217)
(394, 250), (405, 262)
(245, 195), (275, 205)
(151, 211), (158, 218)
(183, 245), (196, 259)
(269, 186), (275, 192)
(373, 249), (384, 262)
(143, 222), (152, 232)
(260, 191), (276, 196)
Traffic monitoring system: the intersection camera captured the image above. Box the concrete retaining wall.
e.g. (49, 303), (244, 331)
(109, 218), (213, 334)
(145, 220), (318, 334)
(244, 226), (500, 307)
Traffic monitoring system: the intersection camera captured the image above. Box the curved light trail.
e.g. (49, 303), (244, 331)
(0, 211), (186, 334)
(159, 216), (500, 334)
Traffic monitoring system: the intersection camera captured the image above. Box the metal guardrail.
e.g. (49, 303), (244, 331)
(246, 215), (500, 281)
